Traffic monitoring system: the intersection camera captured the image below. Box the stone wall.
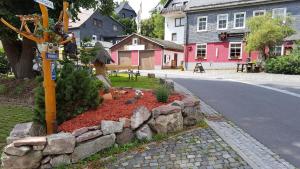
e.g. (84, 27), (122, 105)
(1, 87), (203, 169)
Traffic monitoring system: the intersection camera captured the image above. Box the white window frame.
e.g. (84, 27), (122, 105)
(195, 43), (207, 59)
(217, 14), (228, 30)
(234, 12), (246, 29)
(113, 25), (118, 31)
(228, 42), (243, 59)
(253, 10), (266, 16)
(272, 8), (287, 19)
(171, 33), (177, 41)
(132, 38), (138, 45)
(197, 16), (208, 32)
(175, 17), (185, 27)
(273, 44), (284, 56)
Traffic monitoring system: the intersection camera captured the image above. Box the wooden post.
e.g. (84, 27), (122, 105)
(63, 1), (69, 34)
(40, 4), (57, 134)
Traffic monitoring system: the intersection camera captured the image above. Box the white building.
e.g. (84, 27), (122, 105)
(161, 0), (189, 45)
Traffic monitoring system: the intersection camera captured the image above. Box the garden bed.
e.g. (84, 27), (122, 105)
(59, 89), (183, 132)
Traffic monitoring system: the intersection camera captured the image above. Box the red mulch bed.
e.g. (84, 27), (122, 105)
(58, 89), (183, 132)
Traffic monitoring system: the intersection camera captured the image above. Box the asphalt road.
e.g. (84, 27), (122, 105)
(174, 78), (300, 167)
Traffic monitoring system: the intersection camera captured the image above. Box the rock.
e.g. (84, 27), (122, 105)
(71, 134), (116, 163)
(149, 112), (183, 134)
(13, 137), (46, 147)
(182, 105), (203, 126)
(33, 145), (45, 151)
(96, 75), (111, 88)
(182, 97), (200, 107)
(152, 105), (181, 119)
(9, 122), (45, 138)
(43, 133), (75, 155)
(171, 100), (185, 110)
(183, 116), (198, 126)
(50, 155), (71, 167)
(4, 143), (31, 156)
(103, 93), (113, 100)
(119, 118), (131, 128)
(125, 98), (137, 105)
(136, 125), (153, 141)
(1, 151), (42, 169)
(41, 156), (51, 164)
(131, 106), (151, 130)
(76, 130), (103, 143)
(40, 164), (52, 169)
(87, 125), (101, 131)
(72, 127), (89, 137)
(101, 120), (123, 135)
(6, 136), (21, 144)
(116, 128), (134, 145)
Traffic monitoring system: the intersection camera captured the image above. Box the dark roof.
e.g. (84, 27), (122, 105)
(115, 1), (136, 15)
(110, 33), (184, 51)
(93, 42), (115, 64)
(186, 0), (295, 11)
(163, 0), (173, 8)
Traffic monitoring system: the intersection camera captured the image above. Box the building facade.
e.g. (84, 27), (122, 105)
(184, 0), (300, 70)
(162, 0), (190, 45)
(115, 1), (137, 19)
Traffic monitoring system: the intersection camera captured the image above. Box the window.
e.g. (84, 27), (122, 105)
(272, 45), (284, 56)
(92, 19), (102, 28)
(196, 44), (207, 59)
(175, 17), (185, 27)
(172, 33), (177, 41)
(272, 8), (286, 19)
(253, 10), (266, 16)
(132, 38), (138, 45)
(172, 3), (180, 7)
(197, 16), (207, 31)
(122, 13), (126, 18)
(217, 14), (228, 30)
(164, 55), (167, 64)
(113, 25), (118, 31)
(229, 42), (242, 59)
(234, 12), (246, 28)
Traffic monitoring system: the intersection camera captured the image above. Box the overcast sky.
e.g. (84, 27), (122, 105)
(115, 0), (161, 19)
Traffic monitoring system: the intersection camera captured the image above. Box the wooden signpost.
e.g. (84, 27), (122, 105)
(1, 0), (70, 134)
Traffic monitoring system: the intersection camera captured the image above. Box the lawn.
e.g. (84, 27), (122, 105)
(0, 105), (33, 150)
(109, 74), (160, 89)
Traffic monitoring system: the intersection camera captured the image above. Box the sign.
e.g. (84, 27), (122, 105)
(46, 53), (58, 60)
(34, 0), (54, 9)
(51, 62), (56, 80)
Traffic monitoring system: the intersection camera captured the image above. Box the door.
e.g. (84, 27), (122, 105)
(139, 51), (155, 70)
(174, 53), (178, 68)
(118, 51), (131, 65)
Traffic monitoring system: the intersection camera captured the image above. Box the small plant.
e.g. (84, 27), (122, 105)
(155, 85), (170, 103)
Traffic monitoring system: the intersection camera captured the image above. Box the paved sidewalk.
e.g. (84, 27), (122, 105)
(106, 128), (251, 169)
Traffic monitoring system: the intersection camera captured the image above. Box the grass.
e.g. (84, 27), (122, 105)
(109, 74), (160, 89)
(0, 105), (33, 150)
(0, 84), (7, 94)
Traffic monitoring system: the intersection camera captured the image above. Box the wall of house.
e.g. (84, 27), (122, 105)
(154, 50), (163, 70)
(78, 11), (124, 44)
(164, 15), (186, 45)
(118, 9), (136, 19)
(132, 50), (139, 66)
(163, 50), (185, 68)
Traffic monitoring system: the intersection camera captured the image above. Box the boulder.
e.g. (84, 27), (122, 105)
(4, 143), (31, 156)
(131, 106), (151, 130)
(6, 136), (21, 144)
(119, 118), (131, 128)
(40, 164), (52, 169)
(136, 124), (153, 141)
(33, 145), (45, 151)
(1, 151), (42, 169)
(182, 97), (200, 107)
(50, 155), (71, 167)
(149, 112), (183, 134)
(183, 105), (203, 126)
(71, 134), (116, 163)
(72, 127), (89, 137)
(116, 128), (134, 145)
(43, 133), (75, 155)
(152, 105), (181, 119)
(87, 125), (101, 131)
(101, 120), (123, 135)
(41, 156), (51, 164)
(9, 122), (45, 138)
(13, 137), (46, 147)
(171, 100), (185, 110)
(76, 130), (102, 143)
(103, 93), (113, 101)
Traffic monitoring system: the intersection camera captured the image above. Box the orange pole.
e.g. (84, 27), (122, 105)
(40, 4), (57, 134)
(63, 1), (69, 33)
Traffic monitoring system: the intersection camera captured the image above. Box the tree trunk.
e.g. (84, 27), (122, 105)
(2, 38), (36, 79)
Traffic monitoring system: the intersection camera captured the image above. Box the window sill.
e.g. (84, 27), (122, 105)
(195, 57), (207, 60)
(197, 30), (208, 33)
(228, 58), (242, 60)
(232, 27), (245, 29)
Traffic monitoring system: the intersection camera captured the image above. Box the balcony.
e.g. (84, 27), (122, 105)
(161, 5), (186, 16)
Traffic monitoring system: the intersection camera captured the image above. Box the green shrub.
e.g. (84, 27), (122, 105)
(0, 49), (9, 74)
(0, 84), (7, 94)
(155, 85), (170, 103)
(265, 55), (300, 75)
(33, 62), (103, 127)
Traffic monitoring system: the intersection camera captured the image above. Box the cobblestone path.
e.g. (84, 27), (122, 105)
(106, 128), (251, 169)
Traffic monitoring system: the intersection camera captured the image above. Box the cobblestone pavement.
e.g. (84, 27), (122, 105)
(106, 128), (251, 169)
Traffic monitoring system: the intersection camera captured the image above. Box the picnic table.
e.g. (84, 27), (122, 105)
(106, 65), (140, 80)
(237, 62), (260, 73)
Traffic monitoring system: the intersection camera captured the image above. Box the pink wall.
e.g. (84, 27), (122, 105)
(131, 51), (139, 65)
(111, 50), (118, 64)
(185, 42), (259, 63)
(154, 50), (162, 66)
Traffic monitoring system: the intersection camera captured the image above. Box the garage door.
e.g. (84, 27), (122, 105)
(118, 51), (131, 65)
(139, 51), (155, 70)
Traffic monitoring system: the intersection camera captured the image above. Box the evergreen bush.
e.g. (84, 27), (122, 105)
(155, 85), (170, 103)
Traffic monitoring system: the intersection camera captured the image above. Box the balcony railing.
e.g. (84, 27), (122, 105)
(161, 5), (186, 15)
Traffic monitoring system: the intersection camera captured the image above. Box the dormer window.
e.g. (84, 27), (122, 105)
(122, 13), (126, 18)
(132, 38), (138, 45)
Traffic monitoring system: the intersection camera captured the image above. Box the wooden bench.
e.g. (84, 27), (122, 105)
(106, 65), (140, 80)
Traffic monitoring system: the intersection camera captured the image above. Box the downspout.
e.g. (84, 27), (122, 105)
(184, 12), (189, 71)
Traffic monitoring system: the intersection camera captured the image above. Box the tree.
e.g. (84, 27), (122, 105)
(141, 12), (164, 39)
(0, 0), (114, 79)
(246, 13), (295, 59)
(112, 13), (137, 35)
